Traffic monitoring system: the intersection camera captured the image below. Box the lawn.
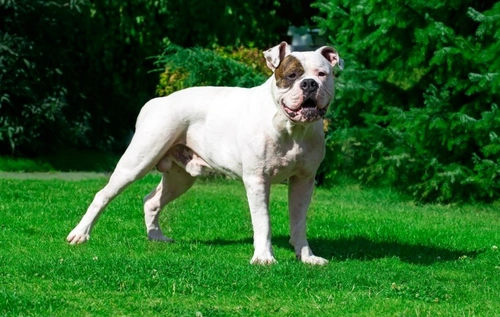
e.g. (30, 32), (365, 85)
(0, 173), (499, 316)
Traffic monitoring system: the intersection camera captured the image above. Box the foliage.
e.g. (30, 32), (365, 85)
(215, 46), (272, 77)
(0, 148), (122, 172)
(0, 0), (91, 155)
(314, 0), (500, 202)
(0, 156), (54, 172)
(155, 44), (268, 96)
(1, 0), (311, 156)
(149, 0), (280, 48)
(1, 175), (499, 315)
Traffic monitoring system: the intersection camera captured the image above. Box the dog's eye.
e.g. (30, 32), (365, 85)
(287, 73), (297, 80)
(318, 71), (326, 77)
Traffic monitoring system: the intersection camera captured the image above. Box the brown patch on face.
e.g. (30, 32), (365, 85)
(275, 55), (305, 89)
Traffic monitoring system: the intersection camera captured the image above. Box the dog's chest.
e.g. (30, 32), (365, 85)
(265, 138), (321, 182)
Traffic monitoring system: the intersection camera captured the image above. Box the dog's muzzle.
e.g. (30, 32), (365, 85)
(282, 97), (327, 123)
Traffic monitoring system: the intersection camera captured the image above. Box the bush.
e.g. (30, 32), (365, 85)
(1, 0), (312, 157)
(0, 1), (91, 155)
(314, 0), (500, 202)
(155, 44), (268, 96)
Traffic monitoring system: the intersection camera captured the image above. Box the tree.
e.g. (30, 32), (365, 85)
(0, 0), (314, 156)
(0, 0), (91, 155)
(314, 0), (500, 202)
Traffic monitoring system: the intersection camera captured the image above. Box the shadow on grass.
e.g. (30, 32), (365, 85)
(306, 236), (482, 265)
(202, 235), (481, 265)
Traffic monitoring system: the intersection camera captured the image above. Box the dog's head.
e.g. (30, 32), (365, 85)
(264, 42), (343, 123)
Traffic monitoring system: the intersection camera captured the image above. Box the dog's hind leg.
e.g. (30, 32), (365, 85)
(144, 162), (196, 242)
(67, 125), (176, 244)
(67, 167), (147, 245)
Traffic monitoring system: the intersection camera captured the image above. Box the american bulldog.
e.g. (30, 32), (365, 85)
(67, 42), (343, 265)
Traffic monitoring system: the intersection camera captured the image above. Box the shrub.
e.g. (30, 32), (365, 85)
(0, 1), (91, 155)
(1, 0), (300, 157)
(314, 0), (500, 202)
(155, 44), (268, 97)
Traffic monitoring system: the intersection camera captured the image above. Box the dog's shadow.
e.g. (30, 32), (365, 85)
(202, 235), (481, 265)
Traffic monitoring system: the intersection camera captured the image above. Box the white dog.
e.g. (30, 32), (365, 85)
(67, 42), (342, 265)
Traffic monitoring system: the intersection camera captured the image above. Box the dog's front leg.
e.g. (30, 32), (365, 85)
(288, 176), (328, 265)
(243, 175), (276, 265)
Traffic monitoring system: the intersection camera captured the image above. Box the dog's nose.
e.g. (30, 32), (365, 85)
(300, 79), (318, 93)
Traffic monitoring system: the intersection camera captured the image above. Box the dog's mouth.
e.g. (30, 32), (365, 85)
(282, 98), (327, 122)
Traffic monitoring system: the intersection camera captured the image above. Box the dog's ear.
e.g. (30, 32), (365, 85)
(263, 42), (291, 72)
(316, 46), (344, 70)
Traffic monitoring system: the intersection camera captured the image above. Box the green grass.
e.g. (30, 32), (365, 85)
(0, 149), (120, 172)
(1, 174), (499, 316)
(0, 156), (55, 172)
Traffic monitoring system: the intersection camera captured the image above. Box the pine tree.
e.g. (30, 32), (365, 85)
(314, 0), (500, 202)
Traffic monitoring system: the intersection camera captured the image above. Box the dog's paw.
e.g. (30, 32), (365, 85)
(298, 254), (329, 266)
(66, 231), (90, 245)
(250, 252), (277, 265)
(147, 230), (174, 243)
